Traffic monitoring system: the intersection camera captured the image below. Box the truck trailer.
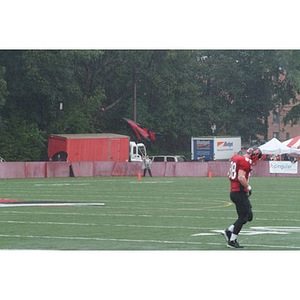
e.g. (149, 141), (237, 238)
(48, 133), (146, 162)
(191, 136), (241, 161)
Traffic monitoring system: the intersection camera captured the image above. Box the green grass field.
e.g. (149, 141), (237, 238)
(1, 175), (300, 250)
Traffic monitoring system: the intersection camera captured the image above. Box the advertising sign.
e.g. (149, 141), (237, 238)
(193, 139), (214, 161)
(215, 140), (236, 160)
(269, 161), (298, 174)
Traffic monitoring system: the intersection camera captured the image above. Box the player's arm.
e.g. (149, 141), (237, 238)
(238, 169), (251, 191)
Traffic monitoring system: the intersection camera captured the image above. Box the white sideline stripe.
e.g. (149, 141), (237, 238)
(3, 210), (300, 223)
(112, 224), (208, 229)
(130, 181), (174, 184)
(0, 220), (97, 226)
(0, 220), (223, 230)
(34, 183), (90, 186)
(0, 234), (209, 245)
(0, 234), (299, 249)
(0, 203), (105, 207)
(0, 211), (227, 221)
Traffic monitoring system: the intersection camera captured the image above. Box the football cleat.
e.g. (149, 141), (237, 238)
(227, 240), (244, 249)
(221, 229), (232, 242)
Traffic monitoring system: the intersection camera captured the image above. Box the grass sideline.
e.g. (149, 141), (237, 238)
(0, 176), (300, 250)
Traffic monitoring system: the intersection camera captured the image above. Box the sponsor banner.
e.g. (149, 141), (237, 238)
(215, 140), (238, 160)
(269, 161), (298, 174)
(216, 141), (234, 151)
(194, 139), (213, 160)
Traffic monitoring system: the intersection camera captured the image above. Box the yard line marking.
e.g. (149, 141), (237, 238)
(87, 199), (228, 205)
(255, 217), (300, 222)
(3, 217), (300, 240)
(0, 202), (230, 210)
(0, 219), (228, 231)
(130, 181), (174, 184)
(93, 202), (232, 211)
(202, 226), (300, 236)
(3, 210), (300, 223)
(0, 233), (212, 246)
(0, 202), (105, 207)
(0, 220), (97, 226)
(34, 183), (90, 187)
(253, 209), (300, 213)
(0, 234), (299, 249)
(0, 219), (209, 229)
(0, 210), (220, 220)
(104, 224), (215, 230)
(242, 244), (300, 249)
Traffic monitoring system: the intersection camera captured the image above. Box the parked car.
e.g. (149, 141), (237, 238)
(151, 155), (187, 162)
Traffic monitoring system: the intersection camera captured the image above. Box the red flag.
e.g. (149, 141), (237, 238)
(123, 118), (161, 141)
(124, 118), (150, 140)
(142, 127), (157, 141)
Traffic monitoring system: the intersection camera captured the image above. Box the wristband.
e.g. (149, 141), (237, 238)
(247, 185), (252, 191)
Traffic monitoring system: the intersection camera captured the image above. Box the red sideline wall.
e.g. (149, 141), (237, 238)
(0, 161), (299, 179)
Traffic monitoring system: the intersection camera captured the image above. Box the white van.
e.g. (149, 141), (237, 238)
(151, 155), (187, 162)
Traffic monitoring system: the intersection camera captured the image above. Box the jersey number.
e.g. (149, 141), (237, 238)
(229, 161), (237, 180)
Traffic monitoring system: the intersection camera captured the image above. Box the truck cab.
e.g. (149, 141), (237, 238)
(129, 141), (147, 162)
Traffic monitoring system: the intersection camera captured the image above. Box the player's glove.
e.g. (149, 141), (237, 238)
(246, 185), (252, 197)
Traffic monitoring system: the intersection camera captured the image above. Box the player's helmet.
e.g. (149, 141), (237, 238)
(247, 147), (262, 162)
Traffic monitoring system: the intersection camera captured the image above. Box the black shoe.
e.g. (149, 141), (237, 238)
(227, 240), (244, 249)
(221, 229), (232, 242)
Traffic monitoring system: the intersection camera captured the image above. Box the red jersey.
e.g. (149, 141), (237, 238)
(228, 154), (253, 192)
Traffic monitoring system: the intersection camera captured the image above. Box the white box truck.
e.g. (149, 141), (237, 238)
(191, 136), (241, 161)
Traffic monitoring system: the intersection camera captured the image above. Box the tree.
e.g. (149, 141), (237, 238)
(1, 50), (299, 161)
(0, 66), (8, 109)
(273, 50), (300, 125)
(0, 116), (46, 161)
(128, 50), (205, 154)
(194, 50), (293, 143)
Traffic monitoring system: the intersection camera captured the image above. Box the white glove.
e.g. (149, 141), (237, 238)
(247, 185), (252, 196)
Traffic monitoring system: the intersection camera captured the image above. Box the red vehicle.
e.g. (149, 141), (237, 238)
(48, 133), (130, 162)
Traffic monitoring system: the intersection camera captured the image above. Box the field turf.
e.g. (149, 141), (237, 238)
(1, 175), (300, 251)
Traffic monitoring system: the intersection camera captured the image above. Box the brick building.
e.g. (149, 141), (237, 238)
(267, 94), (300, 142)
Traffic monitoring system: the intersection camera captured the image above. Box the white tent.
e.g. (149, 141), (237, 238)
(283, 135), (300, 149)
(258, 138), (293, 155)
(282, 136), (300, 155)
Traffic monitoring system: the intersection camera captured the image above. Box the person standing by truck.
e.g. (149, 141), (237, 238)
(142, 155), (152, 177)
(221, 147), (262, 248)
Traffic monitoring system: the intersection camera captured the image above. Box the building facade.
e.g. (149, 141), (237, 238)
(267, 95), (300, 142)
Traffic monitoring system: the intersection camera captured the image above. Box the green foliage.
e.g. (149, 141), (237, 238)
(277, 50), (300, 125)
(0, 66), (8, 108)
(0, 50), (299, 161)
(194, 50), (286, 142)
(0, 116), (46, 161)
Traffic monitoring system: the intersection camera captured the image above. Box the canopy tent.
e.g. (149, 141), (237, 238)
(258, 138), (294, 155)
(282, 136), (300, 155)
(282, 135), (300, 149)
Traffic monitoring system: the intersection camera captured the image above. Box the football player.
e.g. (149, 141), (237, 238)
(222, 147), (262, 248)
